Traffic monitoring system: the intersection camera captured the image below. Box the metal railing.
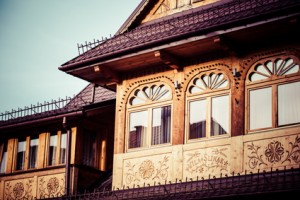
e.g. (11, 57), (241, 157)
(0, 97), (72, 122)
(75, 0), (299, 56)
(60, 166), (300, 200)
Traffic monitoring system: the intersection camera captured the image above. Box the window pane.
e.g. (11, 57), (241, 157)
(189, 100), (206, 139)
(278, 82), (300, 126)
(28, 136), (39, 169)
(16, 138), (26, 170)
(152, 106), (171, 145)
(211, 95), (229, 136)
(48, 132), (58, 166)
(0, 142), (7, 173)
(59, 133), (67, 164)
(129, 111), (147, 148)
(250, 87), (272, 130)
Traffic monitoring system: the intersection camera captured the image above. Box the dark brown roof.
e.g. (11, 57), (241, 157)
(65, 83), (116, 110)
(0, 84), (116, 127)
(60, 0), (300, 71)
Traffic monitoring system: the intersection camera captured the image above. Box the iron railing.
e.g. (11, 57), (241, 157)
(59, 166), (300, 200)
(74, 0), (299, 57)
(0, 97), (72, 121)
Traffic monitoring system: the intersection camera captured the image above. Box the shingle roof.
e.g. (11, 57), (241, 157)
(60, 0), (299, 70)
(0, 84), (116, 127)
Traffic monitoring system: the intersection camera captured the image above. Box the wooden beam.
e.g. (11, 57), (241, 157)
(154, 50), (182, 70)
(92, 64), (120, 84)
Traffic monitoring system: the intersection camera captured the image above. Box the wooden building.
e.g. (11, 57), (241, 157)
(1, 0), (300, 199)
(0, 84), (116, 198)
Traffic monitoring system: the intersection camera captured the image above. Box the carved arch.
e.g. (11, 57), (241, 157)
(118, 75), (175, 111)
(240, 48), (300, 82)
(181, 63), (233, 94)
(246, 55), (300, 85)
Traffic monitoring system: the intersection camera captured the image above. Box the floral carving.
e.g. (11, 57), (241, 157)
(13, 182), (24, 198)
(47, 177), (60, 194)
(247, 135), (300, 169)
(139, 160), (154, 179)
(152, 156), (169, 181)
(125, 161), (140, 184)
(39, 175), (65, 198)
(247, 143), (267, 169)
(124, 156), (170, 185)
(5, 179), (33, 200)
(265, 141), (284, 163)
(282, 135), (300, 164)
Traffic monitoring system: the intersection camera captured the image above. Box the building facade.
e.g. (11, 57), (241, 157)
(1, 0), (300, 199)
(0, 84), (116, 199)
(60, 0), (300, 191)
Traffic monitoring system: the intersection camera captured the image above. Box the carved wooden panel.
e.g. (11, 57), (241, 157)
(244, 134), (300, 171)
(183, 146), (230, 179)
(37, 173), (65, 198)
(123, 154), (171, 187)
(4, 178), (35, 200)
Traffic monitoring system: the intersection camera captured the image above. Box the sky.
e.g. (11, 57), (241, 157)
(0, 0), (141, 114)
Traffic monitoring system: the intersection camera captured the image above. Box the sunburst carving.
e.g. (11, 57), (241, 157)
(189, 72), (228, 94)
(130, 84), (171, 105)
(249, 58), (299, 82)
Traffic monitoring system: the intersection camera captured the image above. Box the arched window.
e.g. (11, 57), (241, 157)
(246, 56), (300, 132)
(127, 83), (172, 150)
(187, 71), (230, 140)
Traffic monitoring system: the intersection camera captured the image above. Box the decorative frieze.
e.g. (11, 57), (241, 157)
(4, 178), (34, 200)
(123, 154), (171, 187)
(37, 173), (65, 199)
(183, 146), (230, 179)
(244, 134), (300, 171)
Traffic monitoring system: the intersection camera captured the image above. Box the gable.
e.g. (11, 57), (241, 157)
(117, 0), (221, 34)
(141, 0), (221, 23)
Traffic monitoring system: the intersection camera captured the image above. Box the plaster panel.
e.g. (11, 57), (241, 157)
(37, 173), (65, 198)
(122, 153), (172, 188)
(183, 145), (230, 180)
(4, 177), (35, 200)
(244, 134), (300, 171)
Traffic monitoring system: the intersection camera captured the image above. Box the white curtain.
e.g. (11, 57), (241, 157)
(129, 111), (147, 148)
(189, 100), (206, 139)
(211, 95), (229, 136)
(278, 81), (300, 126)
(250, 87), (272, 130)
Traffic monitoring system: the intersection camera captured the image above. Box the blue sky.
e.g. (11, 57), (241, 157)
(0, 0), (141, 113)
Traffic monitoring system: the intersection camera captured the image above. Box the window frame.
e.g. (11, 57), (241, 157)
(46, 130), (67, 167)
(13, 134), (40, 172)
(126, 83), (173, 152)
(0, 140), (8, 174)
(186, 70), (231, 143)
(245, 56), (300, 133)
(186, 91), (231, 142)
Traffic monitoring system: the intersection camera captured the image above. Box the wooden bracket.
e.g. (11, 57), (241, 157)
(154, 50), (182, 70)
(93, 64), (120, 84)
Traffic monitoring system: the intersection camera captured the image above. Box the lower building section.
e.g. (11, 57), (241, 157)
(60, 167), (300, 199)
(113, 126), (300, 189)
(0, 168), (65, 199)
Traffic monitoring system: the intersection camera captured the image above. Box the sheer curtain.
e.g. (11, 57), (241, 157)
(189, 100), (206, 139)
(28, 136), (39, 169)
(152, 106), (171, 145)
(250, 87), (272, 130)
(211, 95), (229, 136)
(48, 132), (57, 166)
(16, 139), (26, 170)
(129, 111), (147, 148)
(59, 133), (67, 164)
(0, 142), (7, 173)
(278, 81), (300, 126)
